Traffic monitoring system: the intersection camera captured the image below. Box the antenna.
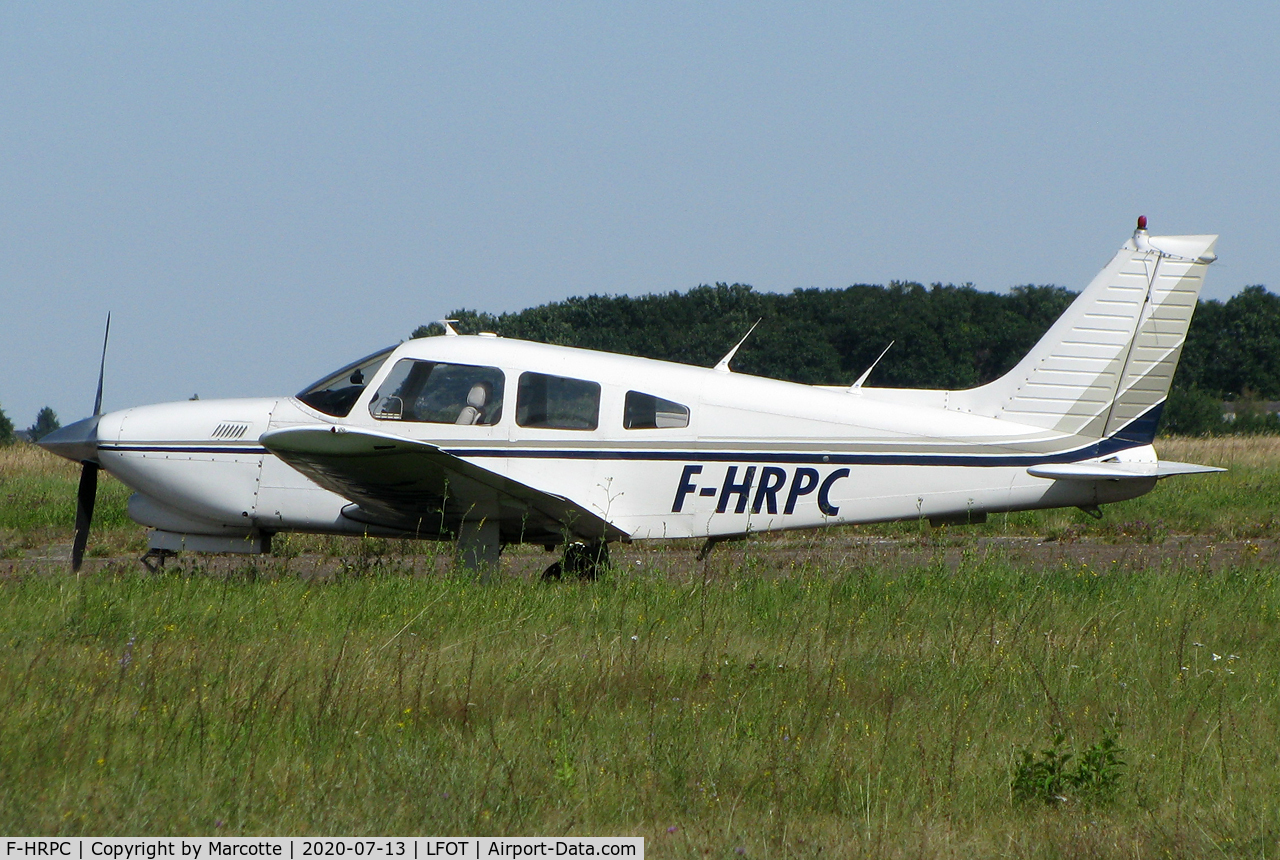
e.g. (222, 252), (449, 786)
(713, 319), (761, 373)
(848, 341), (894, 392)
(436, 319), (460, 337)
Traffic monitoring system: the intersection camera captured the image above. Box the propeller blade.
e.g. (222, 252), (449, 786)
(71, 462), (99, 572)
(93, 313), (111, 416)
(67, 313), (110, 571)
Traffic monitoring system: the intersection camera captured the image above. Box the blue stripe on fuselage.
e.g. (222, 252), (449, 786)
(99, 403), (1164, 467)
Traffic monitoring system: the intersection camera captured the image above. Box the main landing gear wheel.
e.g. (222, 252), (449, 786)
(542, 541), (610, 581)
(140, 548), (178, 573)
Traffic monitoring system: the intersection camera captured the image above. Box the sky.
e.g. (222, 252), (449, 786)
(3, 2), (1278, 427)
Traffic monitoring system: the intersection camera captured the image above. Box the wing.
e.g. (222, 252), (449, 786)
(260, 425), (629, 544)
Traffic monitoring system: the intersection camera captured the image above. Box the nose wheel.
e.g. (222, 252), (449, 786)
(542, 541), (610, 581)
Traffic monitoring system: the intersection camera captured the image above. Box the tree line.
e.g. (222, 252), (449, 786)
(0, 405), (60, 446)
(413, 281), (1280, 436)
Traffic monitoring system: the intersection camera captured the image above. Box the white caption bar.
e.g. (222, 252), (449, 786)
(0, 840), (642, 860)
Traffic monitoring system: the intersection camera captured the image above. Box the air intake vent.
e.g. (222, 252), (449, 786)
(211, 422), (251, 439)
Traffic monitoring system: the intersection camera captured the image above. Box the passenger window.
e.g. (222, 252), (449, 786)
(516, 372), (600, 430)
(624, 391), (690, 429)
(369, 360), (504, 425)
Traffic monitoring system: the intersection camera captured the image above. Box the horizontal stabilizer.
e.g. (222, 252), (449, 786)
(261, 425), (629, 543)
(1027, 460), (1225, 481)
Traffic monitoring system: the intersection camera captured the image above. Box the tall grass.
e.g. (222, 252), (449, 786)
(1, 551), (1278, 857)
(2, 438), (1278, 855)
(1120, 436), (1280, 539)
(0, 444), (136, 557)
(0, 444), (132, 530)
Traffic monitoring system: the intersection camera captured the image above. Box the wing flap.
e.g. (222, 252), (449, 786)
(261, 425), (629, 543)
(1027, 460), (1225, 481)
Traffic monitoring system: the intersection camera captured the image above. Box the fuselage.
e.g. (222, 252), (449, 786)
(76, 334), (1158, 546)
(40, 225), (1220, 564)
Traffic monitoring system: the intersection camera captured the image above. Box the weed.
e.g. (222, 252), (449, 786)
(1013, 732), (1126, 808)
(1013, 734), (1075, 805)
(1073, 734), (1126, 802)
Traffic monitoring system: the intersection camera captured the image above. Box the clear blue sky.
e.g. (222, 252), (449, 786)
(3, 2), (1277, 426)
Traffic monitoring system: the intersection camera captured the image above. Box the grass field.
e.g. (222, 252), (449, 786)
(1, 440), (1278, 857)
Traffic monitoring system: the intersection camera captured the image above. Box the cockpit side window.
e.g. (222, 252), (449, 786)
(369, 360), (505, 425)
(296, 347), (395, 418)
(624, 391), (690, 429)
(516, 372), (600, 430)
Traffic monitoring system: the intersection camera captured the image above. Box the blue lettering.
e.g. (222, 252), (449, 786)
(676, 464), (852, 516)
(716, 465), (757, 514)
(784, 467), (820, 514)
(672, 465), (703, 512)
(818, 468), (849, 515)
(752, 466), (787, 514)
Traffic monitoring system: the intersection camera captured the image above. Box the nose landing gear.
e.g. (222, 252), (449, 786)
(140, 548), (179, 573)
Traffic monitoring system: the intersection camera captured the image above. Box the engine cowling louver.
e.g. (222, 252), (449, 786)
(211, 422), (251, 439)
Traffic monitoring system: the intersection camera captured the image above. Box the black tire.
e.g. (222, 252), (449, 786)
(564, 541), (610, 580)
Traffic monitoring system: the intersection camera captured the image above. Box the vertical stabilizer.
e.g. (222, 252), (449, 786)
(952, 221), (1217, 441)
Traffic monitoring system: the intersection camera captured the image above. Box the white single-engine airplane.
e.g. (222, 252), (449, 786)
(42, 219), (1223, 576)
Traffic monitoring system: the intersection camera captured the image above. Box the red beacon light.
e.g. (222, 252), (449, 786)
(1137, 215), (1148, 231)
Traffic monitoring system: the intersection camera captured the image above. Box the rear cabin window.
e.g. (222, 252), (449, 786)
(624, 391), (690, 429)
(516, 372), (600, 430)
(369, 360), (504, 425)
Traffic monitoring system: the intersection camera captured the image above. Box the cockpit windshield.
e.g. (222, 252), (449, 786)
(296, 346), (395, 417)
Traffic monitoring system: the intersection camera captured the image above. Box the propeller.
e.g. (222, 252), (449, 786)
(70, 314), (110, 572)
(71, 460), (98, 571)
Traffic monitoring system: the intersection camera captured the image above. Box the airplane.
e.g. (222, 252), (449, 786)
(40, 218), (1223, 578)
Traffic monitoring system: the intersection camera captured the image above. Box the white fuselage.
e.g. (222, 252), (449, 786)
(95, 335), (1155, 545)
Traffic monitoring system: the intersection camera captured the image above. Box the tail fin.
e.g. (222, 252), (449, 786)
(953, 221), (1217, 442)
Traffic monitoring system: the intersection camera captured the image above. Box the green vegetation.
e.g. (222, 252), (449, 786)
(0, 440), (1278, 857)
(0, 404), (14, 446)
(415, 282), (1080, 390)
(1012, 732), (1125, 808)
(2, 545), (1278, 855)
(26, 406), (61, 442)
(416, 282), (1280, 435)
(1180, 285), (1280, 399)
(955, 436), (1280, 542)
(0, 444), (137, 558)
